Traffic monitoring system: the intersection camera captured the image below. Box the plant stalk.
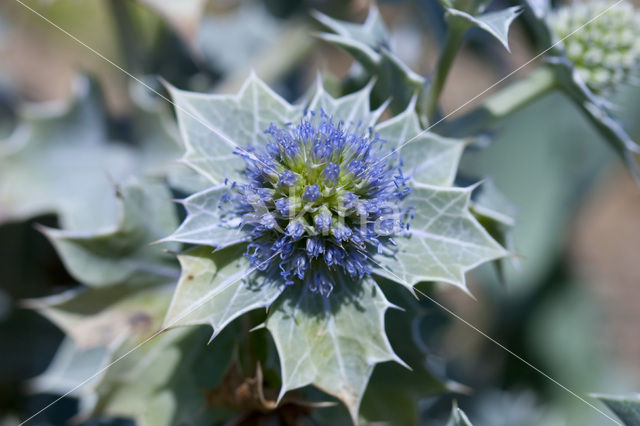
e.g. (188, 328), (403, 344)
(423, 21), (467, 124)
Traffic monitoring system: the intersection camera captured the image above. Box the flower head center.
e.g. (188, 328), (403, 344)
(223, 111), (411, 296)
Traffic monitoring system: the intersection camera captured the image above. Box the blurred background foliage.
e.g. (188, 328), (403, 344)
(0, 0), (639, 424)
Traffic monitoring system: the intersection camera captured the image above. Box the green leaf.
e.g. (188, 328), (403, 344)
(314, 7), (425, 111)
(593, 394), (640, 426)
(446, 6), (522, 51)
(374, 99), (465, 186)
(39, 178), (179, 287)
(26, 284), (173, 350)
(373, 183), (507, 294)
(313, 7), (390, 63)
(92, 326), (235, 426)
(30, 338), (110, 399)
(197, 3), (281, 75)
(361, 286), (453, 424)
(447, 403), (474, 426)
(163, 245), (284, 336)
(167, 74), (302, 184)
(128, 80), (211, 195)
(265, 275), (403, 424)
(161, 185), (247, 248)
(470, 179), (517, 282)
(33, 315), (236, 426)
(0, 80), (139, 230)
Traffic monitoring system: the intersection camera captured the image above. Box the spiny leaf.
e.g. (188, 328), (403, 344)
(167, 73), (302, 184)
(0, 80), (138, 230)
(374, 98), (465, 186)
(30, 338), (110, 399)
(361, 284), (453, 424)
(313, 7), (390, 54)
(91, 326), (236, 426)
(593, 394), (640, 426)
(314, 7), (424, 111)
(161, 185), (247, 248)
(39, 178), (179, 288)
(0, 78), (190, 230)
(447, 402), (474, 426)
(308, 79), (383, 129)
(446, 6), (522, 51)
(265, 275), (403, 424)
(128, 80), (211, 195)
(163, 245), (284, 336)
(26, 284), (173, 350)
(373, 183), (507, 294)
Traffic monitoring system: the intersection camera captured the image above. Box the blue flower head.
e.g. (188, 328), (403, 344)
(224, 111), (411, 297)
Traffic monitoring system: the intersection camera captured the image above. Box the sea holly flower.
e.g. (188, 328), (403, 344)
(540, 0), (640, 181)
(162, 74), (507, 422)
(548, 1), (640, 96)
(452, 0), (640, 182)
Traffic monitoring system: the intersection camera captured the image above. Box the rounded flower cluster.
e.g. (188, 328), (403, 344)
(549, 0), (640, 95)
(222, 111), (411, 297)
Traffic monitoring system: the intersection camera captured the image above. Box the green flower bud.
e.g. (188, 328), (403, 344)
(549, 1), (640, 95)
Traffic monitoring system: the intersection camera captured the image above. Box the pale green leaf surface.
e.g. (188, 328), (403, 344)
(31, 338), (110, 398)
(313, 7), (389, 54)
(0, 81), (138, 230)
(0, 77), (193, 229)
(446, 6), (522, 51)
(470, 180), (518, 282)
(93, 326), (235, 426)
(373, 183), (507, 293)
(163, 245), (284, 336)
(314, 7), (424, 111)
(447, 404), (474, 426)
(128, 80), (211, 195)
(361, 286), (451, 424)
(594, 394), (640, 426)
(27, 284), (173, 350)
(266, 276), (402, 424)
(374, 99), (464, 186)
(471, 179), (517, 227)
(197, 3), (280, 75)
(168, 74), (302, 184)
(40, 178), (179, 287)
(162, 185), (247, 248)
(315, 32), (381, 69)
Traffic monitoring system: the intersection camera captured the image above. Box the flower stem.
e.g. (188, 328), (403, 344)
(440, 65), (558, 137)
(423, 21), (467, 124)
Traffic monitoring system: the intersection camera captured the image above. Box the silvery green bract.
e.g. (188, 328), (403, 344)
(593, 393), (640, 426)
(162, 73), (507, 421)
